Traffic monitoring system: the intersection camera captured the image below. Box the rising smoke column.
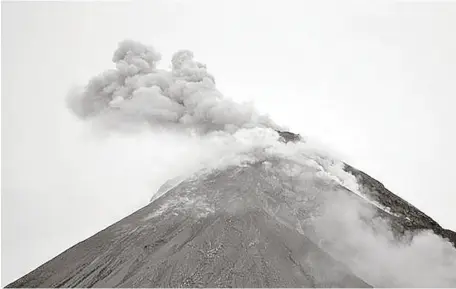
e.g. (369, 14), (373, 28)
(68, 40), (280, 134)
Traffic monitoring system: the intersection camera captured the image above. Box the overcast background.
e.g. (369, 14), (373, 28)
(2, 0), (456, 286)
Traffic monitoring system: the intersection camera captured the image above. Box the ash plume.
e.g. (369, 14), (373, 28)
(67, 39), (280, 134)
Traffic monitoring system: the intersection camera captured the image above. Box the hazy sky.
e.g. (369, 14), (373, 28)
(2, 0), (456, 286)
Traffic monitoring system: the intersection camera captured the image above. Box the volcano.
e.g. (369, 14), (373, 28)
(7, 40), (456, 287)
(6, 132), (456, 288)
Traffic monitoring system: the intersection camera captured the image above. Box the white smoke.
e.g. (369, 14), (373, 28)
(311, 190), (456, 287)
(66, 39), (456, 287)
(67, 39), (280, 135)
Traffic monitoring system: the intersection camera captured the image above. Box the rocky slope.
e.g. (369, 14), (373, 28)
(7, 160), (370, 287)
(344, 164), (456, 248)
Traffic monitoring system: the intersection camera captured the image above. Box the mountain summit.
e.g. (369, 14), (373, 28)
(7, 40), (456, 287)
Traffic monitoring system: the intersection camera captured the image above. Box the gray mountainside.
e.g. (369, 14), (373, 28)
(345, 164), (456, 248)
(7, 132), (456, 288)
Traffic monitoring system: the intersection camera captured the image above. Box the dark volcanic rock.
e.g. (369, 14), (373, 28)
(277, 130), (301, 143)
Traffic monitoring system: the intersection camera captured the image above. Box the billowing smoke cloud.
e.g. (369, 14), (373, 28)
(67, 39), (280, 134)
(67, 40), (456, 287)
(311, 188), (456, 287)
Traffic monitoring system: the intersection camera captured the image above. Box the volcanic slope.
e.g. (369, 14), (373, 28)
(8, 156), (374, 288)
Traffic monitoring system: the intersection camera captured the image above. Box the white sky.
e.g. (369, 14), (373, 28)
(2, 0), (456, 286)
